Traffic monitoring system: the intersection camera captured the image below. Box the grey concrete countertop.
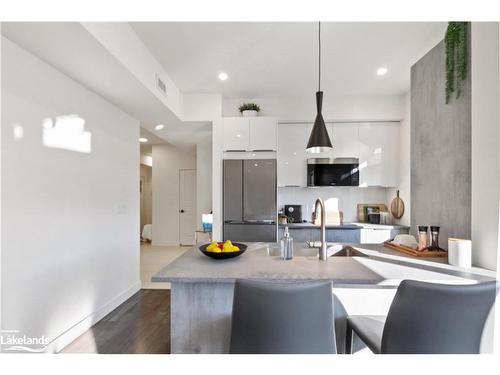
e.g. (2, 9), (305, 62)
(152, 243), (496, 287)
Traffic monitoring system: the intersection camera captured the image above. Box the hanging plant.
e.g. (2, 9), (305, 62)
(445, 22), (468, 103)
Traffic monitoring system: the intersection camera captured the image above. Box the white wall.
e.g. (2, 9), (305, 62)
(222, 94), (405, 121)
(152, 143), (196, 245)
(471, 22), (500, 271)
(196, 136), (212, 230)
(1, 37), (140, 352)
(279, 187), (394, 223)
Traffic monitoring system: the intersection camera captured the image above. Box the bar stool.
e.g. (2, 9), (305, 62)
(230, 279), (337, 354)
(346, 280), (497, 354)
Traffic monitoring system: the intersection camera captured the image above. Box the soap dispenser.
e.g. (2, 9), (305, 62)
(280, 226), (294, 260)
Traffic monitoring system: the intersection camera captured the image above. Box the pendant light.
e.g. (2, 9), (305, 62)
(306, 22), (333, 153)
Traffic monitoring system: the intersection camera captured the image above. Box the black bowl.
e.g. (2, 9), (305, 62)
(198, 243), (247, 259)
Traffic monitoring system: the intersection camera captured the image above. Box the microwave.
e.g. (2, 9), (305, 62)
(307, 158), (359, 187)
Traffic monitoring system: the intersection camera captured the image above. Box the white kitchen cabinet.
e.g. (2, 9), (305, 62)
(331, 123), (360, 159)
(222, 117), (277, 151)
(223, 118), (250, 151)
(360, 228), (392, 244)
(249, 117), (277, 151)
(358, 122), (400, 187)
(277, 123), (308, 187)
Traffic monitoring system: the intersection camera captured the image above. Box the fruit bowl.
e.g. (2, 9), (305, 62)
(198, 242), (247, 259)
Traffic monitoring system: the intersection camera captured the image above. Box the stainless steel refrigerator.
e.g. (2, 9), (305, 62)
(223, 159), (277, 242)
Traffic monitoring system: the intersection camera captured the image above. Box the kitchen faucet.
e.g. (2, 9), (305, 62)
(314, 198), (328, 261)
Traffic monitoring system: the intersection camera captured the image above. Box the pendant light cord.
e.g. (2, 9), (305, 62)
(318, 21), (321, 92)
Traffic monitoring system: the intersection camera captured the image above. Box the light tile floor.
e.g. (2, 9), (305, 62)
(140, 243), (189, 289)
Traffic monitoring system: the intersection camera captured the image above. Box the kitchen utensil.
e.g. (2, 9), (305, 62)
(417, 226), (428, 251)
(428, 226), (445, 251)
(390, 190), (405, 219)
(198, 243), (248, 259)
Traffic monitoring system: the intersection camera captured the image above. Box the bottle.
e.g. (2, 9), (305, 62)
(429, 226), (441, 251)
(280, 226), (293, 260)
(417, 226), (428, 251)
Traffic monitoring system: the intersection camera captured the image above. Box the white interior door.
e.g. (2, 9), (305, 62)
(179, 169), (197, 246)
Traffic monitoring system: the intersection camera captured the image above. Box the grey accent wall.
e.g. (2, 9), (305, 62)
(411, 39), (471, 248)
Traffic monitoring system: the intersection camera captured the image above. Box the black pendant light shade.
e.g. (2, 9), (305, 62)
(306, 22), (333, 154)
(306, 91), (332, 153)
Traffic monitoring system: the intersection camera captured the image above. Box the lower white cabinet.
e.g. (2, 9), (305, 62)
(360, 228), (392, 244)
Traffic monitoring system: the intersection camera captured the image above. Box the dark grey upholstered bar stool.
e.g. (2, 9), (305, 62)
(346, 280), (497, 354)
(230, 279), (337, 354)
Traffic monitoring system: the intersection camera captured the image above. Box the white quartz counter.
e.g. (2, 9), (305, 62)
(152, 243), (495, 287)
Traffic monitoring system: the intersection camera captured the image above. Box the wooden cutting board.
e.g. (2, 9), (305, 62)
(384, 241), (448, 257)
(390, 190), (405, 219)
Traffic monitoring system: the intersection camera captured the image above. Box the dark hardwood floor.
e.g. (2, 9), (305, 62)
(61, 289), (170, 354)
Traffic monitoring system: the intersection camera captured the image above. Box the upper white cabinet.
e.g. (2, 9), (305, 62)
(358, 122), (400, 187)
(277, 121), (400, 188)
(331, 123), (360, 159)
(249, 117), (277, 151)
(223, 118), (250, 151)
(222, 117), (277, 152)
(277, 123), (308, 187)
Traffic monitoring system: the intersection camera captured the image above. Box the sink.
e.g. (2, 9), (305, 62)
(329, 246), (368, 257)
(266, 244), (368, 258)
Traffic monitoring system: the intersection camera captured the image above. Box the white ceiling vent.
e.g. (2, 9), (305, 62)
(156, 74), (167, 96)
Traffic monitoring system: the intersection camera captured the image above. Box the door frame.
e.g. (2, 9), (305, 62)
(178, 168), (197, 246)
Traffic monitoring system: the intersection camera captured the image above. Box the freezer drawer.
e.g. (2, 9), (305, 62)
(223, 223), (277, 242)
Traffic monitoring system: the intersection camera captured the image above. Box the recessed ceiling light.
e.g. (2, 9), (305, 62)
(376, 67), (388, 76)
(154, 124), (164, 131)
(139, 137), (148, 143)
(218, 72), (228, 81)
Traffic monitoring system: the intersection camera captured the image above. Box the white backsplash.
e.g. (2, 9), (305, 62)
(278, 186), (394, 223)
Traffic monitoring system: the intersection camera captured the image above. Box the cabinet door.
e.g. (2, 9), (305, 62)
(277, 123), (308, 187)
(223, 118), (249, 151)
(249, 117), (277, 151)
(331, 123), (360, 159)
(382, 123), (400, 188)
(359, 122), (400, 187)
(359, 123), (383, 186)
(360, 229), (392, 243)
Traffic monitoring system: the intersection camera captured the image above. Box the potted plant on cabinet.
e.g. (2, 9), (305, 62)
(278, 213), (294, 225)
(238, 103), (260, 117)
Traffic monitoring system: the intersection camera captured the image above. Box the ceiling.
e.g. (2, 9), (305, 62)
(130, 22), (447, 98)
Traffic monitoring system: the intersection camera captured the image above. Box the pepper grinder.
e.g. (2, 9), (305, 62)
(429, 226), (443, 251)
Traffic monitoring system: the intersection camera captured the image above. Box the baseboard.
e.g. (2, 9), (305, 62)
(46, 280), (141, 353)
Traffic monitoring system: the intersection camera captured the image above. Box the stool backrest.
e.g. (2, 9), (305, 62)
(382, 280), (497, 354)
(230, 279), (336, 354)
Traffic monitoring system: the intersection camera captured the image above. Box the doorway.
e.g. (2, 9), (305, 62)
(179, 169), (197, 246)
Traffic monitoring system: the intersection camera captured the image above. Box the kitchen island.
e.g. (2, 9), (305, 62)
(153, 243), (496, 354)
